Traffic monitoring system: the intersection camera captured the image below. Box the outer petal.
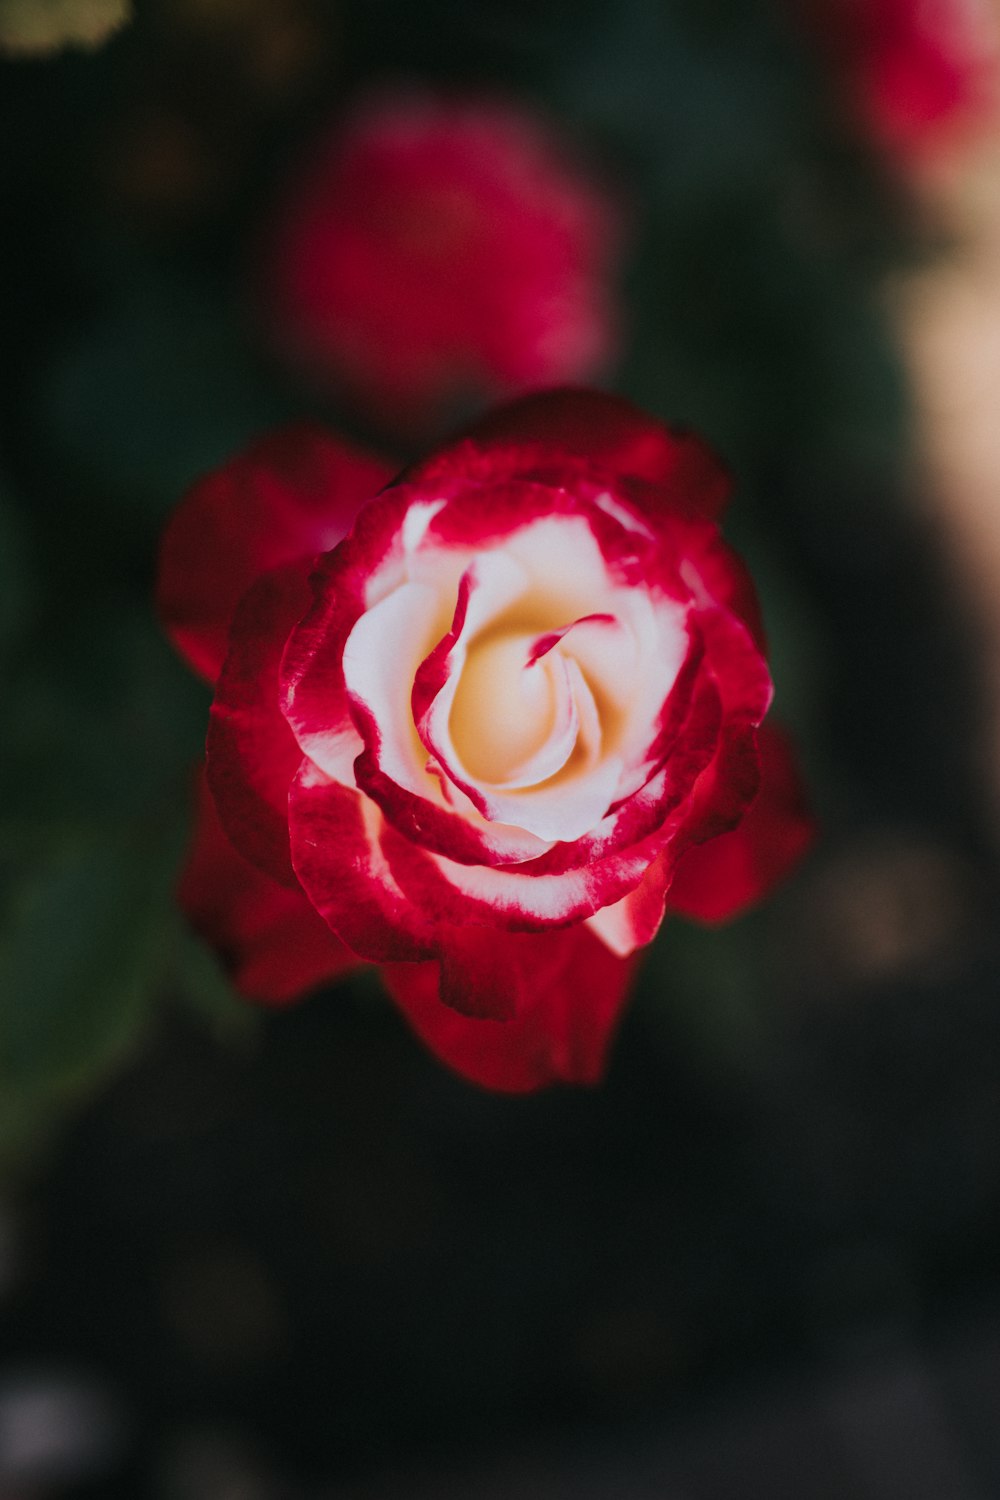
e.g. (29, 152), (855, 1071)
(685, 528), (767, 654)
(460, 388), (732, 519)
(206, 559), (313, 887)
(657, 600), (774, 865)
(667, 722), (815, 923)
(377, 801), (676, 932)
(158, 424), (394, 683)
(585, 848), (675, 957)
(382, 924), (639, 1092)
(178, 771), (360, 1003)
(287, 761), (439, 963)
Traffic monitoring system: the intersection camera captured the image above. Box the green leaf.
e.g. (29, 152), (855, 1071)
(0, 603), (207, 831)
(0, 820), (181, 1175)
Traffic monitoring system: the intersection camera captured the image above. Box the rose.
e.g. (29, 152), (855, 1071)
(159, 389), (814, 1091)
(800, 0), (1000, 160)
(259, 90), (624, 432)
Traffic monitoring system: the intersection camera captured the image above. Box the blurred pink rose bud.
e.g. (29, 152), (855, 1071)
(806, 0), (1000, 161)
(258, 90), (626, 433)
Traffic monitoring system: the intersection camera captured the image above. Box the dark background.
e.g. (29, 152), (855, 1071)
(1, 0), (999, 1495)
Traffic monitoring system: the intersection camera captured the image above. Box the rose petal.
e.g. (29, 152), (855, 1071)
(287, 760), (439, 962)
(158, 425), (394, 684)
(586, 848), (675, 957)
(522, 655), (722, 877)
(379, 803), (677, 931)
(412, 560), (612, 842)
(377, 670), (718, 930)
(279, 485), (424, 783)
(351, 551), (526, 794)
(382, 924), (639, 1091)
(349, 556), (557, 867)
(207, 559), (314, 887)
(683, 529), (767, 654)
(667, 721), (815, 923)
(410, 506), (693, 843)
(648, 603), (774, 866)
(178, 770), (360, 1003)
(460, 388), (732, 518)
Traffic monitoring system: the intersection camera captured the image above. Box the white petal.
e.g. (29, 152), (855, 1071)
(343, 580), (450, 791)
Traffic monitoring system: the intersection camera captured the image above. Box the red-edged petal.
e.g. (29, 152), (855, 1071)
(158, 424), (394, 684)
(279, 485), (417, 779)
(667, 722), (815, 924)
(207, 558), (313, 887)
(382, 923), (639, 1092)
(516, 646), (721, 878)
(178, 770), (360, 1003)
(586, 848), (675, 957)
(459, 388), (731, 518)
(348, 553), (555, 865)
(652, 599), (773, 865)
(358, 654), (722, 937)
(287, 761), (439, 963)
(685, 528), (767, 654)
(375, 797), (675, 933)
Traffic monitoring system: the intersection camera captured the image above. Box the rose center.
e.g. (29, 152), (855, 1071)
(448, 630), (567, 786)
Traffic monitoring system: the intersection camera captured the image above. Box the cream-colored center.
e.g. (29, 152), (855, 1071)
(449, 630), (561, 785)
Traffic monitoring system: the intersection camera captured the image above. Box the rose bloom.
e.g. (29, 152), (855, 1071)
(159, 390), (813, 1092)
(259, 91), (623, 431)
(804, 0), (1000, 159)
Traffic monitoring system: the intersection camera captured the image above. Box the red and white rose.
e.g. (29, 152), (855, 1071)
(159, 390), (813, 1091)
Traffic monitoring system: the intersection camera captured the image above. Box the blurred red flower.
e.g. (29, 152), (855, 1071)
(808, 0), (1000, 159)
(259, 92), (624, 432)
(159, 390), (814, 1092)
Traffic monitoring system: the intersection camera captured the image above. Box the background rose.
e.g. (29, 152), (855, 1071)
(258, 91), (624, 433)
(159, 389), (813, 1091)
(802, 0), (1000, 161)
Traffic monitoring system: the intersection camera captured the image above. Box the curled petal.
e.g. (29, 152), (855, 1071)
(413, 566), (617, 844)
(522, 657), (722, 878)
(378, 805), (675, 932)
(382, 924), (639, 1092)
(352, 755), (554, 867)
(178, 771), (360, 1003)
(158, 425), (394, 684)
(586, 849), (674, 957)
(667, 721), (815, 923)
(350, 558), (555, 866)
(279, 486), (418, 781)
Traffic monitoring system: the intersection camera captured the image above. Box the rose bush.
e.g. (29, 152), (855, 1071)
(159, 389), (813, 1091)
(259, 91), (623, 432)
